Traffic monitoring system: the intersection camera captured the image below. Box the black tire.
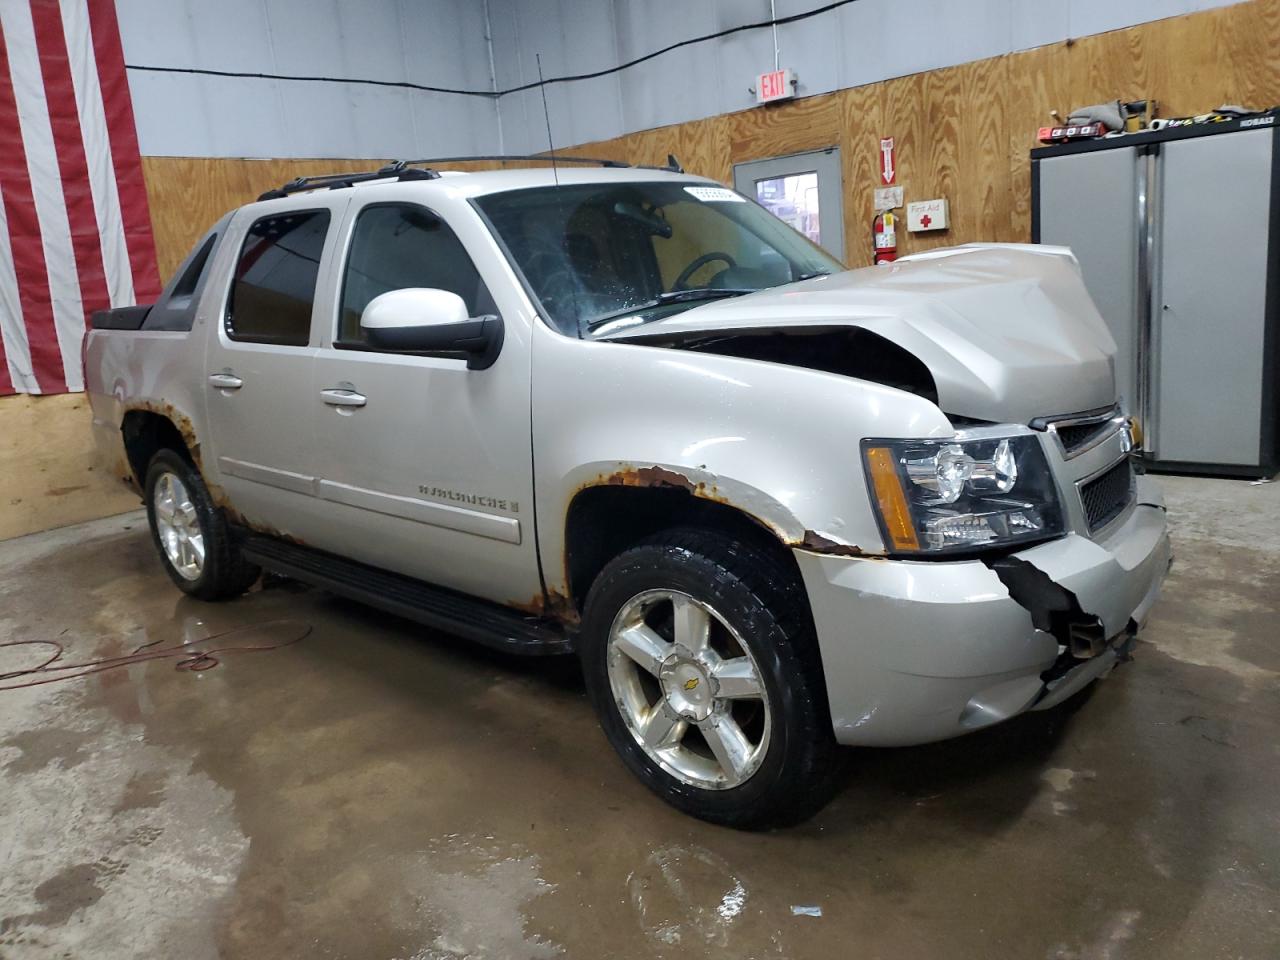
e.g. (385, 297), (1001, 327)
(144, 449), (260, 601)
(580, 528), (841, 829)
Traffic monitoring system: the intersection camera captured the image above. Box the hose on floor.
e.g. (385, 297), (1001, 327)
(0, 618), (311, 692)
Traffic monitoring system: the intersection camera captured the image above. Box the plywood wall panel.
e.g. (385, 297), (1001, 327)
(956, 59), (1013, 248)
(561, 0), (1279, 266)
(725, 94), (844, 166)
(0, 393), (140, 541)
(1140, 1), (1280, 114)
(140, 157), (524, 282)
(1005, 43), (1077, 242)
(837, 82), (885, 264)
(143, 157), (387, 281)
(675, 116), (733, 184)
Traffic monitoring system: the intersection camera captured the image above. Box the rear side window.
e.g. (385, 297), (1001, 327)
(338, 203), (493, 346)
(172, 233), (217, 299)
(141, 231), (220, 332)
(226, 210), (330, 345)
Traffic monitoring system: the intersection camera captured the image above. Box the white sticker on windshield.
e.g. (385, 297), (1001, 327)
(684, 186), (745, 203)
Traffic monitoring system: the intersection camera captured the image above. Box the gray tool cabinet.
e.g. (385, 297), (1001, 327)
(1033, 116), (1279, 477)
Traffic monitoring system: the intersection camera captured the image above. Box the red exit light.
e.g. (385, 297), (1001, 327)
(756, 68), (794, 104)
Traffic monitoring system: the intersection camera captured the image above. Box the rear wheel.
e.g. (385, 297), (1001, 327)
(144, 449), (260, 600)
(580, 529), (840, 828)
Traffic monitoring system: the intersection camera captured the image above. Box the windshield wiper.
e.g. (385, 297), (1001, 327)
(795, 270), (831, 281)
(584, 289), (755, 332)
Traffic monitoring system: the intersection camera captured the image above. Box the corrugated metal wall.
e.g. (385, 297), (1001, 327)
(116, 0), (1245, 160)
(118, 0), (501, 158)
(490, 0), (1247, 154)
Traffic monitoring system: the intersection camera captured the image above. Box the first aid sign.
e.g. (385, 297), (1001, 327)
(907, 198), (949, 232)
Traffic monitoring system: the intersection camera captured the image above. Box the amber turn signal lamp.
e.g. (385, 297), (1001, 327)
(865, 446), (920, 552)
(1127, 415), (1144, 449)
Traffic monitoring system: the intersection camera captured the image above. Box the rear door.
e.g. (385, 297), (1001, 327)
(203, 200), (345, 538)
(306, 197), (540, 605)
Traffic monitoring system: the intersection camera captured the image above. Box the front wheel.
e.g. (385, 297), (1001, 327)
(144, 449), (260, 601)
(580, 530), (840, 828)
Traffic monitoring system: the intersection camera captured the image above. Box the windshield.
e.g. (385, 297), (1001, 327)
(473, 181), (843, 337)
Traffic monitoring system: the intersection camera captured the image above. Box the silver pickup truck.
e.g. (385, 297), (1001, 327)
(85, 159), (1171, 827)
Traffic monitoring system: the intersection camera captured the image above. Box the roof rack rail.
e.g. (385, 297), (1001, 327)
(256, 161), (439, 202)
(255, 152), (686, 202)
(404, 153), (630, 168)
(403, 153), (685, 173)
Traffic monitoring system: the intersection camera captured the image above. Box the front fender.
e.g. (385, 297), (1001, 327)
(561, 459), (806, 543)
(532, 330), (954, 589)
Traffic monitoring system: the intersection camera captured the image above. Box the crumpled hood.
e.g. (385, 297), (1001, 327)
(600, 244), (1117, 422)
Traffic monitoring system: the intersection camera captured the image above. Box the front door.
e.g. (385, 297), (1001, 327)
(733, 148), (845, 262)
(203, 203), (343, 539)
(306, 199), (540, 606)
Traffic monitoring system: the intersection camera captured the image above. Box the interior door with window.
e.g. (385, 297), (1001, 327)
(204, 203), (343, 539)
(733, 148), (845, 262)
(307, 200), (540, 605)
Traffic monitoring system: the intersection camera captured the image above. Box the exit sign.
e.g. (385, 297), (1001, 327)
(756, 68), (794, 104)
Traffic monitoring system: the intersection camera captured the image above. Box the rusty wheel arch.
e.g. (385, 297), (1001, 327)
(119, 403), (303, 543)
(549, 466), (814, 623)
(120, 403), (204, 491)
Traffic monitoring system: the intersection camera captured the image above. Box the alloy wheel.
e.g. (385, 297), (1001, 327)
(153, 471), (205, 581)
(606, 589), (771, 790)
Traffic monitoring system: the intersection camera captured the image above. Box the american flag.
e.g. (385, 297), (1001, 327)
(0, 0), (158, 395)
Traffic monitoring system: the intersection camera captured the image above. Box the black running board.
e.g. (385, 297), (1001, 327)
(239, 534), (573, 656)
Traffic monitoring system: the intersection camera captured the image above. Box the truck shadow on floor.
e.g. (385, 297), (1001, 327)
(303, 583), (1096, 841)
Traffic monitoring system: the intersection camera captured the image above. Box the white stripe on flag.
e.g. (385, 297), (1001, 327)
(0, 185), (39, 392)
(0, 0), (85, 391)
(60, 0), (134, 309)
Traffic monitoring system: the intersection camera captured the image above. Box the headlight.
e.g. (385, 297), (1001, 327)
(862, 434), (1064, 554)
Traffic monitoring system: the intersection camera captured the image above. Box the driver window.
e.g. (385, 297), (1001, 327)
(338, 203), (495, 346)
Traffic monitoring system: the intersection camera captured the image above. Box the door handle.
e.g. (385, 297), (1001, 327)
(208, 372), (243, 390)
(320, 388), (367, 408)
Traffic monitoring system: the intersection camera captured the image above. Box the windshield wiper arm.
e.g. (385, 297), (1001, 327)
(585, 288), (755, 332)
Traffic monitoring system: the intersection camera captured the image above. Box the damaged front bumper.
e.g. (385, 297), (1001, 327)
(794, 475), (1171, 747)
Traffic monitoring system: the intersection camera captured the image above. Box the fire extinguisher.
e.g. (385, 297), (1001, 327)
(872, 211), (897, 264)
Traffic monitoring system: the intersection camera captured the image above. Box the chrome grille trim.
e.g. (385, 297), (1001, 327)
(1038, 405), (1126, 460)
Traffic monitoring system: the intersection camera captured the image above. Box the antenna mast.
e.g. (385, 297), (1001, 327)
(536, 54), (560, 187)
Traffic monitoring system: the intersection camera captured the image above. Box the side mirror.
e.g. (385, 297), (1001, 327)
(360, 288), (504, 370)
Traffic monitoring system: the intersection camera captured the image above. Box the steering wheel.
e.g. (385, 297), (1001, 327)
(673, 252), (737, 291)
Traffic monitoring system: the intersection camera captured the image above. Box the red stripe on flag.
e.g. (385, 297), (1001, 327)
(0, 337), (14, 396)
(85, 0), (160, 301)
(0, 24), (66, 394)
(30, 0), (111, 325)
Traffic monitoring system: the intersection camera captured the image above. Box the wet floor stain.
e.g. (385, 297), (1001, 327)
(4, 862), (109, 931)
(626, 846), (754, 951)
(396, 836), (560, 960)
(111, 770), (168, 815)
(1, 726), (93, 774)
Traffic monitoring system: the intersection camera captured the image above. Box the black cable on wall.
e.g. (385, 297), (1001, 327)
(125, 0), (863, 99)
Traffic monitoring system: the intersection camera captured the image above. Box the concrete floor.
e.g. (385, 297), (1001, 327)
(1, 475), (1277, 960)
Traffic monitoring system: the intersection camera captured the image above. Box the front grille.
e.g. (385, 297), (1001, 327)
(1079, 458), (1135, 532)
(1055, 420), (1115, 455)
